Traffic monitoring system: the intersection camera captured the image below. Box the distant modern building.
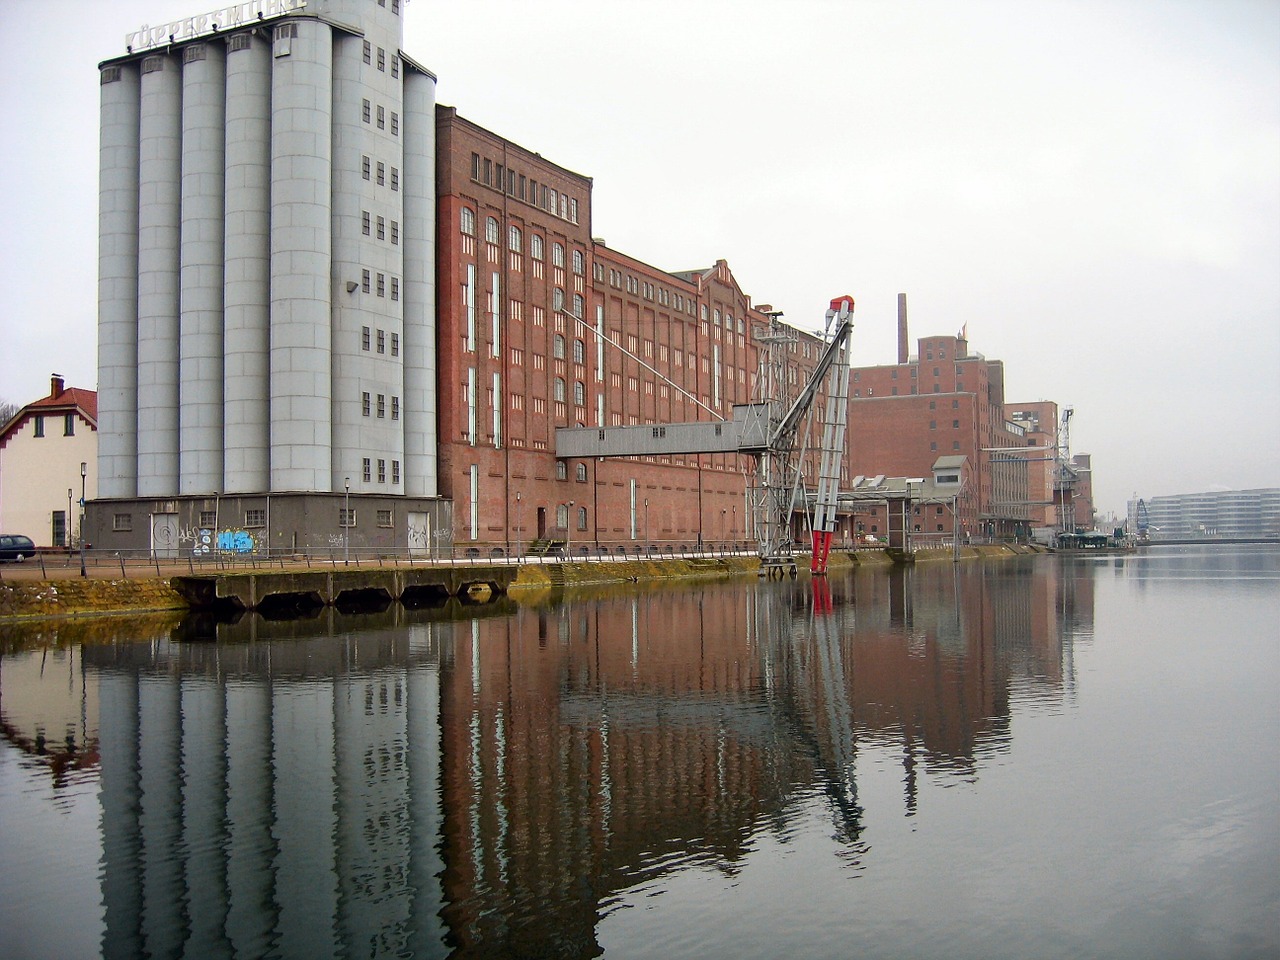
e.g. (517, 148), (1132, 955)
(0, 374), (98, 547)
(1129, 489), (1280, 541)
(91, 0), (448, 556)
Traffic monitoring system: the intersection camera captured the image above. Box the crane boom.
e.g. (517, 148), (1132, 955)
(809, 297), (854, 574)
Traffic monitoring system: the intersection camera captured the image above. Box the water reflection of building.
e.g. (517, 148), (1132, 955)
(0, 643), (99, 789)
(437, 559), (1086, 956)
(82, 618), (446, 959)
(0, 557), (1090, 958)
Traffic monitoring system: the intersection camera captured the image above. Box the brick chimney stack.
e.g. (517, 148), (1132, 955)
(897, 294), (909, 365)
(50, 373), (64, 397)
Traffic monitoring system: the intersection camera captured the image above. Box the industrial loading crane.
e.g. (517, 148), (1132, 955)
(553, 295), (856, 573)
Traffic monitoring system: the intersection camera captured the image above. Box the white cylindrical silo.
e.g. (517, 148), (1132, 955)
(136, 52), (183, 497)
(179, 42), (227, 496)
(269, 18), (333, 492)
(98, 62), (141, 499)
(402, 66), (437, 498)
(223, 30), (272, 495)
(328, 32), (380, 494)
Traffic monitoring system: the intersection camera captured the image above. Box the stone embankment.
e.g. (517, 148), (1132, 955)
(0, 544), (1040, 623)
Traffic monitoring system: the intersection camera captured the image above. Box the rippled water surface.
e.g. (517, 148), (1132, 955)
(1, 543), (1277, 959)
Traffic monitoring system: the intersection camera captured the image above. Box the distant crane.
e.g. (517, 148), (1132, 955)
(1055, 406), (1075, 541)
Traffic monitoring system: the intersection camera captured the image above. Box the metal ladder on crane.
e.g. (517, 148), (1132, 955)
(810, 296), (854, 574)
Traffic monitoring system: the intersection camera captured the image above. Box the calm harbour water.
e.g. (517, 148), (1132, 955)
(1, 543), (1276, 959)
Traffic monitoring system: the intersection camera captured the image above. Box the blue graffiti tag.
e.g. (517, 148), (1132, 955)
(216, 529), (256, 553)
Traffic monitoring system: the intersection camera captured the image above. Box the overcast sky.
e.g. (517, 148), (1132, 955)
(1, 0), (1276, 516)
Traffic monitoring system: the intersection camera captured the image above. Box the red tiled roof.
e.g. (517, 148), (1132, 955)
(0, 383), (97, 449)
(28, 386), (97, 422)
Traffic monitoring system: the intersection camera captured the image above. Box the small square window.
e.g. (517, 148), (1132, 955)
(199, 510), (216, 527)
(245, 509), (265, 528)
(377, 509), (393, 527)
(113, 513), (132, 532)
(340, 508), (355, 528)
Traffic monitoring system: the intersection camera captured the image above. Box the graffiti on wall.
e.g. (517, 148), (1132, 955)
(189, 527), (257, 556)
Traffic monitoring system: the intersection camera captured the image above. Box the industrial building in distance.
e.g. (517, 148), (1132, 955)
(82, 0), (1094, 558)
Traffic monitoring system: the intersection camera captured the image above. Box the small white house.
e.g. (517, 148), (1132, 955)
(0, 375), (98, 548)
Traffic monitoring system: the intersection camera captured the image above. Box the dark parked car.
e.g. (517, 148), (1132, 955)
(0, 535), (36, 562)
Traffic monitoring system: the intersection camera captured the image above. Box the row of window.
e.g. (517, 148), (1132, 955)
(361, 326), (400, 356)
(338, 507), (396, 528)
(361, 98), (399, 135)
(30, 414), (76, 438)
(469, 153), (580, 224)
(360, 40), (400, 78)
(359, 456), (399, 484)
(111, 499), (403, 533)
(360, 269), (400, 300)
(374, 0), (402, 13)
(460, 209), (584, 270)
(361, 155), (400, 190)
(361, 391), (401, 420)
(604, 269), (697, 316)
(361, 210), (399, 244)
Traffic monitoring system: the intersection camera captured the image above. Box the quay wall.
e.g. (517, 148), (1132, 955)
(0, 545), (1037, 622)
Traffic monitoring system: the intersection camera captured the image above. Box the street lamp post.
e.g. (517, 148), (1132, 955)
(644, 497), (649, 547)
(79, 462), (87, 577)
(566, 500), (575, 557)
(514, 492), (521, 557)
(344, 477), (351, 565)
(67, 488), (73, 549)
